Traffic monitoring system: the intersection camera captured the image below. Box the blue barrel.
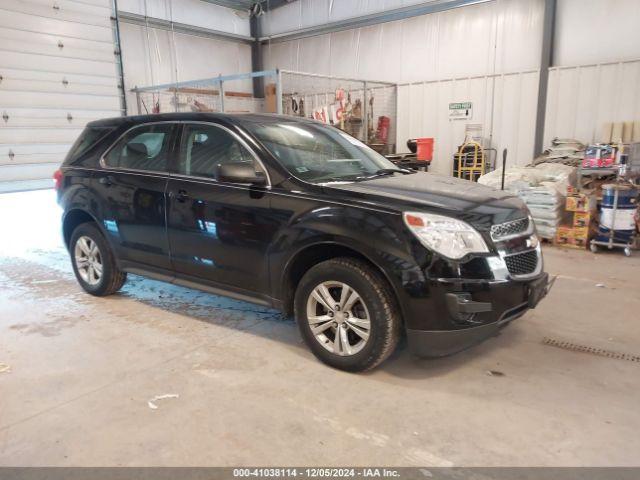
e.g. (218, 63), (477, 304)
(596, 184), (638, 244)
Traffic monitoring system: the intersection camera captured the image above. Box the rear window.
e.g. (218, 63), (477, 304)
(103, 124), (173, 172)
(64, 126), (114, 164)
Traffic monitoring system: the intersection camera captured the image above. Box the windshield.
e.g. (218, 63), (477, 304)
(241, 120), (399, 184)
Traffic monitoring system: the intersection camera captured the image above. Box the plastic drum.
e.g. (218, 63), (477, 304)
(596, 184), (638, 243)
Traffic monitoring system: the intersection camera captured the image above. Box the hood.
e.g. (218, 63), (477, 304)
(323, 172), (528, 227)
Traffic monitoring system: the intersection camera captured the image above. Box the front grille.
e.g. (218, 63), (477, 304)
(504, 249), (538, 276)
(491, 217), (530, 241)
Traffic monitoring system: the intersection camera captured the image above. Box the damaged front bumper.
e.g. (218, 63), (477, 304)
(406, 272), (555, 357)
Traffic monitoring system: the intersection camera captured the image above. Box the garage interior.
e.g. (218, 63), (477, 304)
(1, 0), (640, 469)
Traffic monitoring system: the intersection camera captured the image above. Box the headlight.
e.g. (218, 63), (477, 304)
(403, 212), (489, 259)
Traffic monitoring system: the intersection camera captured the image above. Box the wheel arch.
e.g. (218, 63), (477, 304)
(62, 209), (101, 249)
(279, 241), (403, 319)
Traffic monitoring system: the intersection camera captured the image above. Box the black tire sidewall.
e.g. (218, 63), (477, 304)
(69, 223), (117, 296)
(294, 260), (395, 371)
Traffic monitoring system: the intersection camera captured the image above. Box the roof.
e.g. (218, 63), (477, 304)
(88, 112), (319, 128)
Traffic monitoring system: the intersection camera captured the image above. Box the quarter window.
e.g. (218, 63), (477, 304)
(104, 124), (173, 171)
(179, 124), (259, 179)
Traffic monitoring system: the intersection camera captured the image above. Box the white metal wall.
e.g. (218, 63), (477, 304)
(544, 60), (640, 146)
(118, 23), (253, 112)
(544, 0), (640, 146)
(0, 0), (121, 187)
(117, 0), (253, 113)
(554, 0), (640, 66)
(263, 0), (544, 174)
(118, 0), (250, 37)
(262, 0), (466, 36)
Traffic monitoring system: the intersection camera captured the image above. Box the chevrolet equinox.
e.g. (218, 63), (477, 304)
(56, 113), (550, 371)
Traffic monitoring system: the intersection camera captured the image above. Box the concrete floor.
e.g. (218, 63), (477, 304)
(1, 189), (639, 467)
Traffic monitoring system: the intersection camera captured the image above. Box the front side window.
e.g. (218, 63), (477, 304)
(178, 124), (258, 179)
(239, 120), (398, 184)
(104, 124), (173, 171)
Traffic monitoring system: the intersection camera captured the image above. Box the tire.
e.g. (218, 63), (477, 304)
(294, 257), (401, 372)
(69, 222), (127, 296)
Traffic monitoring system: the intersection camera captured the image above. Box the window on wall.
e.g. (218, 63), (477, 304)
(179, 123), (259, 179)
(104, 124), (173, 172)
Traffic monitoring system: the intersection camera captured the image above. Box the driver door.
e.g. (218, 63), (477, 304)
(166, 122), (276, 294)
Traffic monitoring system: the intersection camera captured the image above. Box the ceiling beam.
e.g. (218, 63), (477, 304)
(118, 10), (254, 44)
(260, 0), (296, 11)
(259, 0), (491, 44)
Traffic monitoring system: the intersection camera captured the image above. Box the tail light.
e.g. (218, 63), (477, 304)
(53, 169), (63, 190)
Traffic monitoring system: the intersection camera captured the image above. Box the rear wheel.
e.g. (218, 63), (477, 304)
(70, 223), (126, 296)
(294, 257), (401, 372)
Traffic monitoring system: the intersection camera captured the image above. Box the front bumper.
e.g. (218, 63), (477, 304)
(407, 272), (552, 357)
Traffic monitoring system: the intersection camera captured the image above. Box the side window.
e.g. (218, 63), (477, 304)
(179, 124), (259, 179)
(104, 124), (173, 172)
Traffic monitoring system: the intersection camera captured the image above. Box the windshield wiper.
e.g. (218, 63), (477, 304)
(355, 168), (414, 181)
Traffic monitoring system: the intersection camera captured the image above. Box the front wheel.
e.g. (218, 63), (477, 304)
(294, 257), (401, 372)
(70, 222), (127, 296)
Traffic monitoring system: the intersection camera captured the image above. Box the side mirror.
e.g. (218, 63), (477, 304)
(217, 162), (267, 185)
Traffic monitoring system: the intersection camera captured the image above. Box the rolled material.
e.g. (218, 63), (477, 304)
(622, 121), (633, 143)
(600, 122), (613, 143)
(611, 122), (623, 143)
(633, 121), (640, 142)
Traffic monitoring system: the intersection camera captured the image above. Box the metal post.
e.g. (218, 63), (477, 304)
(218, 75), (225, 113)
(135, 90), (142, 115)
(393, 83), (399, 153)
(111, 0), (128, 115)
(250, 14), (264, 98)
(533, 0), (557, 157)
(501, 148), (507, 190)
(276, 69), (283, 115)
(362, 81), (369, 143)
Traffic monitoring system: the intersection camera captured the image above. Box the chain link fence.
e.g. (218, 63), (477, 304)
(131, 70), (398, 153)
(280, 70), (397, 154)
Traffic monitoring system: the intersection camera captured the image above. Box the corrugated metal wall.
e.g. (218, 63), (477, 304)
(544, 0), (640, 146)
(262, 0), (545, 174)
(0, 0), (122, 190)
(544, 60), (640, 146)
(118, 23), (253, 112)
(117, 0), (253, 112)
(397, 70), (540, 175)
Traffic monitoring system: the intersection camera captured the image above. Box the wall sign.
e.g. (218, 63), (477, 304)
(449, 102), (473, 120)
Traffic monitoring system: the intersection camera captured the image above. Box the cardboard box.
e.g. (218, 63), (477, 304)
(264, 83), (277, 113)
(566, 192), (597, 213)
(583, 144), (616, 168)
(573, 211), (594, 228)
(572, 226), (591, 240)
(555, 226), (574, 245)
(554, 222), (596, 249)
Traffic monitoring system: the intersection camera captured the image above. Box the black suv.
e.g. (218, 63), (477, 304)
(56, 113), (550, 371)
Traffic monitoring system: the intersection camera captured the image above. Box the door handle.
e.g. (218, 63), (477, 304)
(174, 189), (190, 203)
(99, 175), (114, 186)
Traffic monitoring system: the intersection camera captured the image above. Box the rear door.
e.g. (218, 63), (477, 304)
(94, 122), (177, 272)
(166, 122), (276, 294)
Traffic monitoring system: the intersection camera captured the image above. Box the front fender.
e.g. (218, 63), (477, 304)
(268, 202), (427, 319)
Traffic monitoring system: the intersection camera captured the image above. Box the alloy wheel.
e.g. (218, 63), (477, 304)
(74, 236), (103, 286)
(306, 281), (371, 356)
